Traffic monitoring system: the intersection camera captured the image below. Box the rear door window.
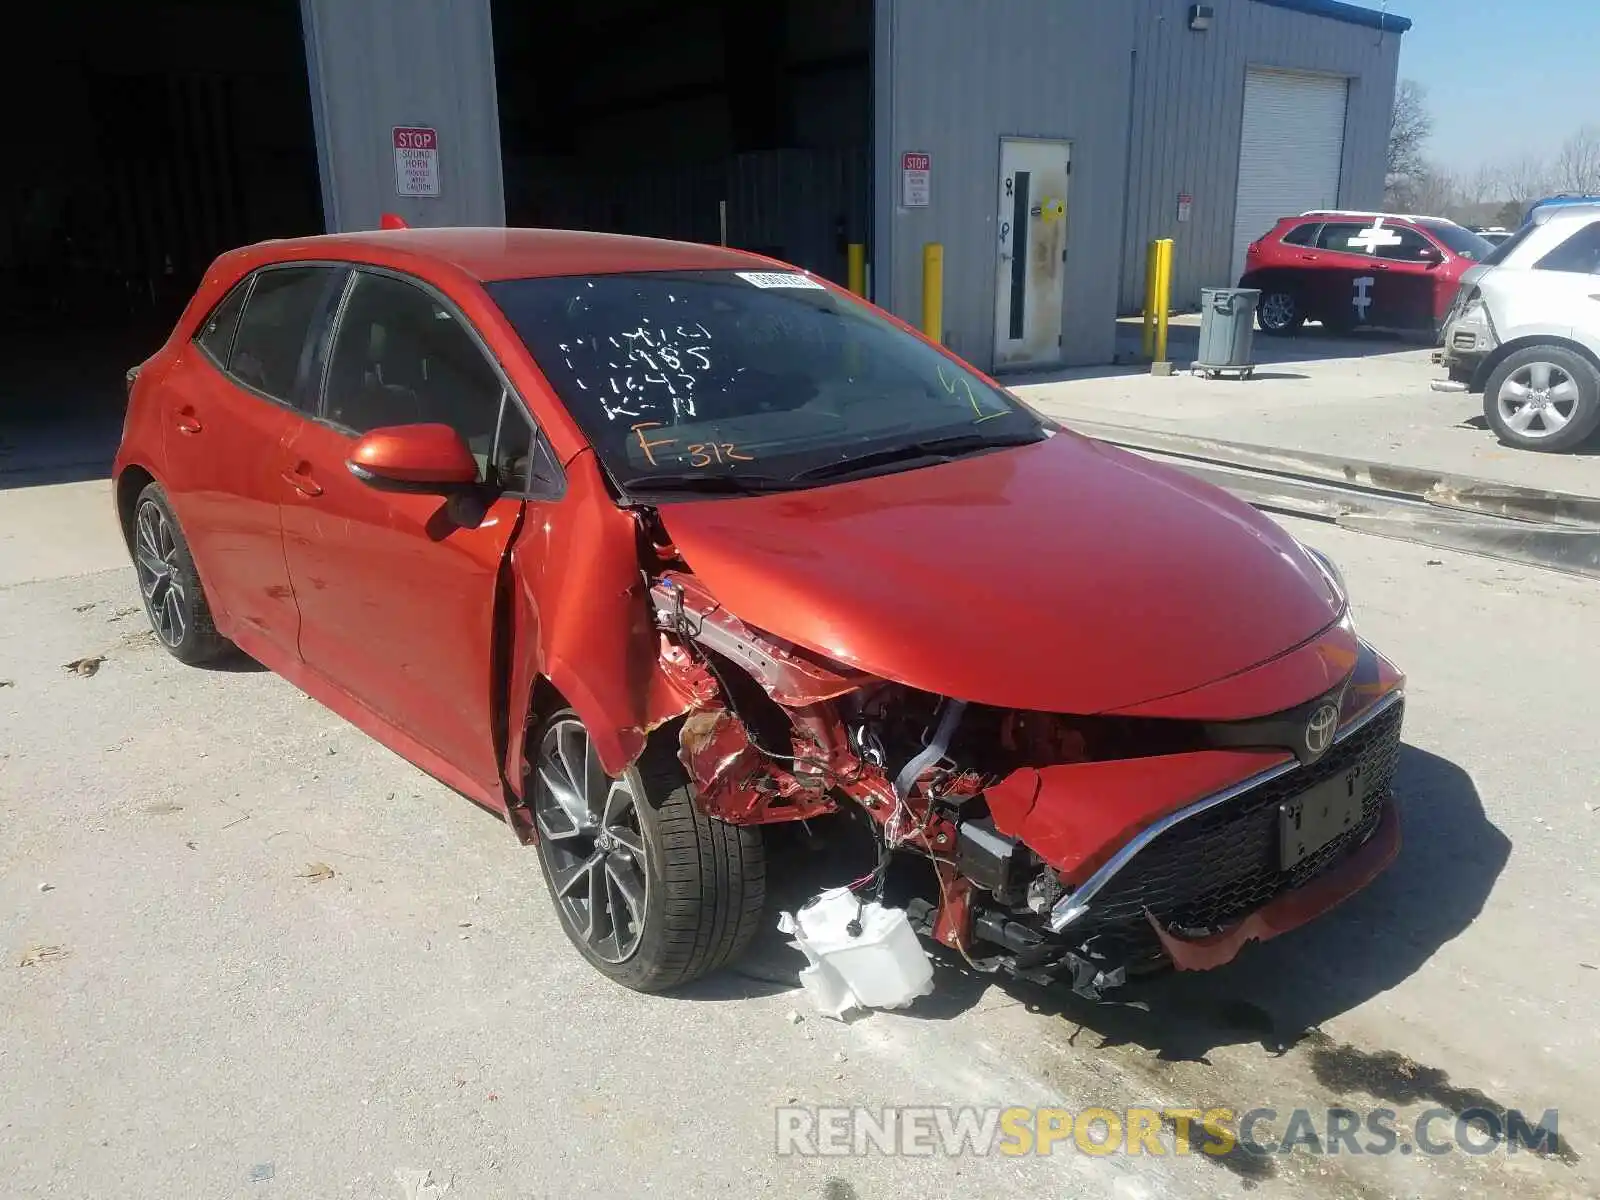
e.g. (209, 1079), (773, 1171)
(1372, 227), (1436, 261)
(1534, 222), (1600, 274)
(1281, 223), (1320, 247)
(1314, 223), (1371, 253)
(229, 266), (345, 406)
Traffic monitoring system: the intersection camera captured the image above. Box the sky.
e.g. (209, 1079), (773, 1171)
(1391, 0), (1598, 172)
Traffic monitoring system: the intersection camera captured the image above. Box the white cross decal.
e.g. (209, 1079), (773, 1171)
(1352, 275), (1375, 319)
(1347, 224), (1405, 254)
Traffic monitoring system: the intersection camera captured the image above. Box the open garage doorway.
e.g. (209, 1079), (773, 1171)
(492, 0), (872, 290)
(0, 0), (321, 483)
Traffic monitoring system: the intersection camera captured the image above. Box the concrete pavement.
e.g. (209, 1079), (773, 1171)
(1013, 320), (1600, 498)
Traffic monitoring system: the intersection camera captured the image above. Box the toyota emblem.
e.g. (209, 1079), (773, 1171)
(1304, 703), (1339, 759)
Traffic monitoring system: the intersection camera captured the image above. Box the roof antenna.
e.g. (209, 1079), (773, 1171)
(379, 213), (409, 230)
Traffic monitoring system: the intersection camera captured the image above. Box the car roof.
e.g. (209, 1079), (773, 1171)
(1293, 210), (1440, 224)
(1531, 201), (1600, 225)
(242, 227), (781, 283)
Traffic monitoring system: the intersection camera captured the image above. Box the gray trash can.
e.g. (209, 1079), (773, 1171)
(1195, 287), (1260, 378)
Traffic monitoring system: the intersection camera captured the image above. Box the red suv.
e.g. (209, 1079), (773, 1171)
(1240, 211), (1494, 337)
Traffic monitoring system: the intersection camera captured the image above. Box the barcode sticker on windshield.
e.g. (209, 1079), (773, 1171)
(735, 271), (825, 290)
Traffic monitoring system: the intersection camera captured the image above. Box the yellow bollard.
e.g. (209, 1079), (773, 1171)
(1142, 240), (1159, 359)
(847, 243), (866, 296)
(922, 243), (944, 343)
(1154, 238), (1174, 364)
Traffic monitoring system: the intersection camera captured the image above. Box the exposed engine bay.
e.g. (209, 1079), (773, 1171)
(634, 528), (1407, 1002)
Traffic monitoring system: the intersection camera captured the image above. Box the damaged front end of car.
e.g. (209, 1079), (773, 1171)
(631, 543), (1406, 1003)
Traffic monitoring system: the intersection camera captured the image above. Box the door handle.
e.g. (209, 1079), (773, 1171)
(1297, 253), (1320, 261)
(175, 408), (202, 434)
(281, 469), (322, 498)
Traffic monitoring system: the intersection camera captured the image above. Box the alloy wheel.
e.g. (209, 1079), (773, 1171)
(1260, 292), (1296, 330)
(134, 500), (188, 648)
(532, 717), (651, 963)
(1496, 361), (1579, 439)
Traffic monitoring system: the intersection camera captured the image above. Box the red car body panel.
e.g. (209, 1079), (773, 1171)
(113, 227), (1407, 987)
(277, 418), (525, 799)
(154, 351), (306, 658)
(656, 431), (1343, 717)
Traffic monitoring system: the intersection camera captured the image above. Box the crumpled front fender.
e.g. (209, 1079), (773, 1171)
(501, 453), (694, 809)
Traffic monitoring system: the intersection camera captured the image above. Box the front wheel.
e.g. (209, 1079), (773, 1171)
(1482, 346), (1600, 453)
(1257, 289), (1304, 336)
(530, 710), (766, 991)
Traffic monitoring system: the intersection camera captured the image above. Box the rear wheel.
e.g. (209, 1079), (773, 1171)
(1483, 346), (1600, 453)
(1257, 289), (1304, 336)
(530, 710), (766, 991)
(132, 483), (232, 665)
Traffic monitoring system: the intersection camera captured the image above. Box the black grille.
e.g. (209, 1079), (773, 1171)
(1073, 699), (1404, 959)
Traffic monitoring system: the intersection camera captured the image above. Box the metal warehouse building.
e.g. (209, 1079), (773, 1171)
(1, 0), (1407, 384)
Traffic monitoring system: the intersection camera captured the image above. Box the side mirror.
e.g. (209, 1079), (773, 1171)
(1417, 245), (1443, 264)
(346, 423), (478, 493)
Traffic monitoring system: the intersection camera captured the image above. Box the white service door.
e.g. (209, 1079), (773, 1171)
(994, 138), (1071, 370)
(1231, 68), (1350, 278)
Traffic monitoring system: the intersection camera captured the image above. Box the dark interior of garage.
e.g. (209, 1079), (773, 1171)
(0, 0), (320, 443)
(492, 0), (871, 288)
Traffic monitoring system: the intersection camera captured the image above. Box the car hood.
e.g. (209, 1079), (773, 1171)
(655, 431), (1345, 715)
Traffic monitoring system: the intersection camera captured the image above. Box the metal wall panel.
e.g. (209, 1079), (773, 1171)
(300, 0), (505, 232)
(1119, 0), (1401, 312)
(880, 0), (1138, 370)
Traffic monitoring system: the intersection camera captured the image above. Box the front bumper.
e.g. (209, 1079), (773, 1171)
(1046, 689), (1405, 968)
(1434, 304), (1498, 387)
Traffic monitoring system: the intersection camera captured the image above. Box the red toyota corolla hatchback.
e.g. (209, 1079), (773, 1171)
(115, 228), (1405, 998)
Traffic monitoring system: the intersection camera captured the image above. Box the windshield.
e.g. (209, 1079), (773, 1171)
(1418, 220), (1494, 261)
(485, 270), (1045, 495)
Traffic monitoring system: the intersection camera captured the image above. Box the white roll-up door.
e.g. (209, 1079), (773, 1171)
(1231, 68), (1350, 278)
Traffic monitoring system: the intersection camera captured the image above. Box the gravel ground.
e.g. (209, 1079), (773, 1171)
(2, 485), (1597, 1199)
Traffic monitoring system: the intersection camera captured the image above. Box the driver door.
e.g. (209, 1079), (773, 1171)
(278, 268), (538, 798)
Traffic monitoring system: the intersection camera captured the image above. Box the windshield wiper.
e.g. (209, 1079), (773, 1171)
(791, 430), (1045, 482)
(620, 472), (795, 495)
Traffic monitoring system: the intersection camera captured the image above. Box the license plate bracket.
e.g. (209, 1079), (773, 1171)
(1279, 768), (1366, 871)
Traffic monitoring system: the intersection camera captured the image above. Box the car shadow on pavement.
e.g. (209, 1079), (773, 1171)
(909, 745), (1509, 1059)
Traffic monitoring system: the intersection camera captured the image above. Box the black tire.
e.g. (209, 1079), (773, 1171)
(1482, 345), (1600, 453)
(530, 709), (766, 992)
(1257, 289), (1304, 336)
(131, 483), (232, 665)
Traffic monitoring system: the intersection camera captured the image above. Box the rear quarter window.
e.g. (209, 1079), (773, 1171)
(1534, 221), (1600, 274)
(193, 280), (251, 367)
(1281, 223), (1320, 247)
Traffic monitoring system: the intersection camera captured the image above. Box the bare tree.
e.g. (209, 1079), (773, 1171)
(1553, 126), (1600, 194)
(1499, 154), (1552, 207)
(1385, 79), (1433, 207)
(1410, 167), (1459, 217)
(1461, 165), (1500, 209)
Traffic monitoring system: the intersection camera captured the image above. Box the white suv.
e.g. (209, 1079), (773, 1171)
(1434, 204), (1600, 452)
